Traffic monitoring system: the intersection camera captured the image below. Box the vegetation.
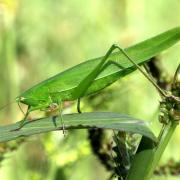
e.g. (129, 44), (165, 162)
(0, 1), (179, 180)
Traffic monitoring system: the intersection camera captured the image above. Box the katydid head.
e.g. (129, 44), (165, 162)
(15, 94), (51, 111)
(16, 96), (47, 106)
(15, 83), (60, 115)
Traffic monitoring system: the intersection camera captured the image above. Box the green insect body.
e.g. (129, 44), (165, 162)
(15, 41), (150, 131)
(15, 44), (138, 130)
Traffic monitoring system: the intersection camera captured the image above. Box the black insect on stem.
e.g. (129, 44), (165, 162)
(159, 64), (180, 125)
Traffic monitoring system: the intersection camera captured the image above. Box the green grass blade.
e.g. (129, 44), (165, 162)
(0, 112), (156, 143)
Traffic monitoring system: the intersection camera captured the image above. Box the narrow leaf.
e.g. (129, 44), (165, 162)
(0, 112), (156, 143)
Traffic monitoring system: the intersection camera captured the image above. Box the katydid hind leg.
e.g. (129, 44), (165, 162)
(114, 45), (167, 97)
(76, 62), (124, 113)
(73, 44), (127, 109)
(73, 43), (165, 110)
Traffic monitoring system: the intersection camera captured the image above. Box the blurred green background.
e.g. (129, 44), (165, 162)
(0, 0), (180, 179)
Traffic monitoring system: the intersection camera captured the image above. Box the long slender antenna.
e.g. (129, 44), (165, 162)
(115, 45), (167, 97)
(0, 101), (16, 111)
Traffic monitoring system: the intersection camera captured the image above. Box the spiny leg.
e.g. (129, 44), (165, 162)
(114, 45), (167, 98)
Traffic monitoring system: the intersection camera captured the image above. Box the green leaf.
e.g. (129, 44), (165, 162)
(0, 112), (156, 143)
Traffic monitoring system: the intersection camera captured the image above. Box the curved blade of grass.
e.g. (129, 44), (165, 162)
(0, 112), (156, 143)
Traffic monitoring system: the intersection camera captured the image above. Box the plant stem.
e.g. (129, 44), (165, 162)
(145, 121), (178, 179)
(126, 120), (178, 180)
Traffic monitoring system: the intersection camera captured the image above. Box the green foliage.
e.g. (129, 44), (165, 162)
(0, 1), (180, 180)
(0, 112), (156, 143)
(0, 27), (179, 145)
(1, 27), (180, 180)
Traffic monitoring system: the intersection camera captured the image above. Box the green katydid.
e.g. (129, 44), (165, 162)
(15, 44), (139, 131)
(10, 28), (180, 131)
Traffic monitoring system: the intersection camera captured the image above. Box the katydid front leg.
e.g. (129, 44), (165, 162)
(12, 105), (31, 131)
